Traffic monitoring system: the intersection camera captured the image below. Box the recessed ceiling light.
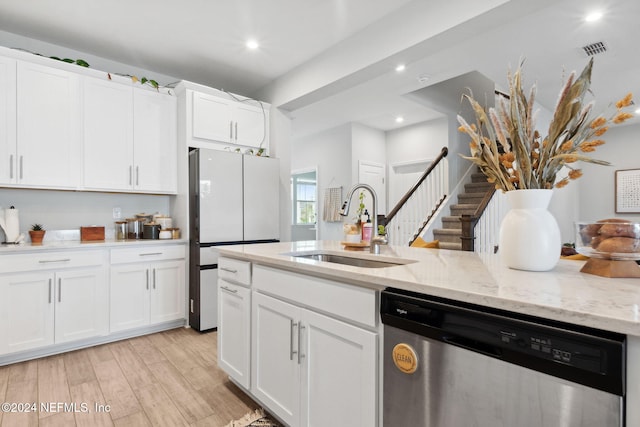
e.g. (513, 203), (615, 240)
(246, 39), (259, 50)
(395, 64), (406, 72)
(395, 116), (404, 124)
(585, 11), (603, 22)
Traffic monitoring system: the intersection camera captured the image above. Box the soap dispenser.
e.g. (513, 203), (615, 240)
(362, 210), (372, 242)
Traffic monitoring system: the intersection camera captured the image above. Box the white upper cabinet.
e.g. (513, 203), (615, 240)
(16, 61), (81, 189)
(82, 76), (134, 191)
(189, 89), (269, 150)
(0, 56), (16, 185)
(82, 77), (177, 194)
(133, 88), (177, 193)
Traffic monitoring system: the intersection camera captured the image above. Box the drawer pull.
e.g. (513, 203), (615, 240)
(220, 267), (238, 273)
(153, 268), (156, 289)
(298, 324), (306, 364)
(220, 286), (237, 294)
(139, 252), (163, 257)
(39, 259), (71, 264)
(48, 279), (52, 304)
(146, 269), (149, 290)
(290, 321), (298, 361)
(58, 278), (62, 303)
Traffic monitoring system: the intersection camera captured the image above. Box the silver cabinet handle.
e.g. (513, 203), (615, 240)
(39, 259), (71, 264)
(298, 324), (305, 364)
(19, 155), (23, 180)
(146, 269), (149, 290)
(139, 252), (162, 256)
(235, 122), (238, 141)
(220, 267), (237, 273)
(9, 154), (13, 179)
(136, 166), (139, 186)
(220, 285), (237, 294)
(229, 120), (233, 139)
(48, 278), (52, 304)
(129, 165), (133, 185)
(290, 320), (298, 361)
(152, 268), (156, 289)
(58, 278), (62, 303)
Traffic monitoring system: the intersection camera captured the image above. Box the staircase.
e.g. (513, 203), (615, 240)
(433, 172), (493, 250)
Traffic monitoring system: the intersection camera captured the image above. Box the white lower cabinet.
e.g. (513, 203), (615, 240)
(251, 291), (377, 427)
(218, 279), (251, 389)
(0, 261), (108, 355)
(110, 245), (185, 333)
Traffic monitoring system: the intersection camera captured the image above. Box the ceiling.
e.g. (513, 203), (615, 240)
(0, 0), (639, 137)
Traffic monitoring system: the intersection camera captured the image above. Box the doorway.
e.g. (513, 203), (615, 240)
(291, 169), (318, 241)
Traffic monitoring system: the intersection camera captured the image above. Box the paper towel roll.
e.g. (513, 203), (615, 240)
(4, 208), (20, 243)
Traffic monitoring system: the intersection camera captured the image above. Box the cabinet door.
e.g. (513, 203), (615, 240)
(192, 91), (233, 143)
(55, 267), (108, 344)
(149, 260), (185, 324)
(252, 292), (301, 427)
(110, 264), (150, 332)
(0, 56), (16, 185)
(133, 89), (177, 193)
(1, 272), (55, 354)
(16, 61), (80, 188)
(83, 77), (134, 190)
(300, 309), (378, 427)
(234, 102), (268, 148)
(218, 280), (250, 389)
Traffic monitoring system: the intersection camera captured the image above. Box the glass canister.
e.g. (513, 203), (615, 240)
(126, 218), (144, 239)
(115, 221), (127, 240)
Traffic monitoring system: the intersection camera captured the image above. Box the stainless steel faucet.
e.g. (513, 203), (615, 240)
(340, 183), (387, 254)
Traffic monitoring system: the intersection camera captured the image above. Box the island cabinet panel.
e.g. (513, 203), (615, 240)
(218, 279), (251, 389)
(251, 266), (379, 427)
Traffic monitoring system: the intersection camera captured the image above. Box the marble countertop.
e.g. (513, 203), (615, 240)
(0, 238), (187, 253)
(217, 240), (640, 336)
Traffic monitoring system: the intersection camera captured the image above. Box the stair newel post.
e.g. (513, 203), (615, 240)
(460, 214), (477, 251)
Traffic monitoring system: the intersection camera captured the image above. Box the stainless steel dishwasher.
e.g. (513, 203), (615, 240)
(381, 288), (626, 427)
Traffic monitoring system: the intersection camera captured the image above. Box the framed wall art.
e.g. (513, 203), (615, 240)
(615, 168), (640, 213)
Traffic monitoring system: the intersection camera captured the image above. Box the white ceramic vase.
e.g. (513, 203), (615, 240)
(498, 189), (561, 271)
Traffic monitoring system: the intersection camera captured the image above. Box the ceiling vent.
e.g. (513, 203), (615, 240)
(582, 41), (608, 56)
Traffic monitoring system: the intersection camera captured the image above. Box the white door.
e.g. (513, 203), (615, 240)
(252, 292), (301, 427)
(110, 264), (150, 332)
(218, 280), (251, 389)
(82, 76), (134, 191)
(300, 308), (378, 427)
(55, 267), (108, 343)
(0, 56), (16, 185)
(3, 272), (55, 354)
(149, 260), (185, 324)
(244, 155), (280, 241)
(198, 149), (243, 243)
(16, 61), (80, 188)
(192, 91), (233, 143)
(133, 89), (177, 193)
(358, 160), (386, 215)
(234, 102), (268, 148)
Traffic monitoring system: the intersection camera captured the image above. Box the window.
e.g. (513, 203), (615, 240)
(292, 172), (317, 225)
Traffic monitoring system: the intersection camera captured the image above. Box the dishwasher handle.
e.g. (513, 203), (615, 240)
(442, 335), (504, 359)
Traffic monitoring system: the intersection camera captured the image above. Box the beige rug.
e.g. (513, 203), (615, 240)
(224, 408), (282, 427)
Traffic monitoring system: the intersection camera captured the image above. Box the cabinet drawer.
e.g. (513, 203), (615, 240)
(0, 250), (105, 274)
(253, 265), (377, 328)
(218, 257), (251, 286)
(110, 244), (185, 264)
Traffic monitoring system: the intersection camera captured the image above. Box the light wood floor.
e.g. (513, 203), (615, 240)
(0, 328), (259, 427)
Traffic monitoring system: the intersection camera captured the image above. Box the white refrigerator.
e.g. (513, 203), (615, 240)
(189, 148), (279, 331)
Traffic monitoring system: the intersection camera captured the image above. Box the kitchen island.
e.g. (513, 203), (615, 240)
(217, 240), (640, 427)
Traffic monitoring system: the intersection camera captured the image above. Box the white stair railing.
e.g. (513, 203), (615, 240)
(473, 190), (508, 253)
(385, 147), (449, 246)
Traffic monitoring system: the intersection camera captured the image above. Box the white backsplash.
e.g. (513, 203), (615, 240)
(0, 188), (172, 241)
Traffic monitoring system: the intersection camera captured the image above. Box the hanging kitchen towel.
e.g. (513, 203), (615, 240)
(323, 187), (342, 222)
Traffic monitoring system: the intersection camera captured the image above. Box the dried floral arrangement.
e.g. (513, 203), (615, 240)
(457, 58), (634, 191)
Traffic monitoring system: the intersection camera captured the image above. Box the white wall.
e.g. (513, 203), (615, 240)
(292, 125), (352, 241)
(0, 189), (170, 241)
(579, 123), (640, 222)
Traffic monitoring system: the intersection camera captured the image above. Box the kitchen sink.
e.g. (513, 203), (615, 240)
(290, 252), (410, 268)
